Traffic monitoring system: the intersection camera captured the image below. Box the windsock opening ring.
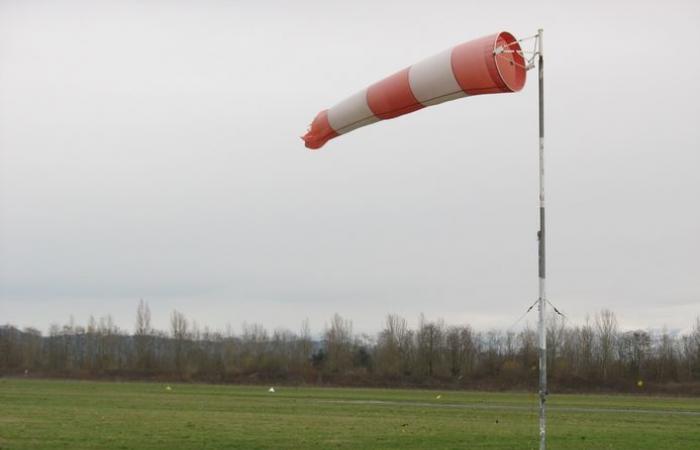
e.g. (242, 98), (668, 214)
(492, 31), (527, 93)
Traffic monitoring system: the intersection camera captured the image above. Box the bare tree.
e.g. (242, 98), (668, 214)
(416, 315), (444, 378)
(691, 317), (700, 378)
(546, 314), (565, 378)
(294, 319), (313, 378)
(595, 309), (618, 382)
(376, 314), (406, 378)
(135, 300), (151, 335)
(655, 328), (678, 382)
(134, 300), (153, 372)
(324, 314), (353, 374)
(170, 310), (189, 375)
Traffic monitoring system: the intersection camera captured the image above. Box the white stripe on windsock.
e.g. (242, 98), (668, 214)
(327, 90), (380, 135)
(408, 48), (467, 107)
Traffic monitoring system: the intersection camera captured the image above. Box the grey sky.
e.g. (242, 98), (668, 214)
(1, 0), (698, 335)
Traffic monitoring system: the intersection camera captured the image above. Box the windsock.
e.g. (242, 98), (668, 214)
(303, 31), (526, 149)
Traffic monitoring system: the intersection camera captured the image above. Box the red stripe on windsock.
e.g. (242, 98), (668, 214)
(303, 109), (338, 149)
(366, 68), (424, 120)
(451, 32), (525, 95)
(451, 34), (505, 95)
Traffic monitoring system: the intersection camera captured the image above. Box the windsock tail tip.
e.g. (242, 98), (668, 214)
(302, 109), (338, 150)
(302, 132), (326, 150)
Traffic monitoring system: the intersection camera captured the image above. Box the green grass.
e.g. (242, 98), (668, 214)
(1, 379), (698, 449)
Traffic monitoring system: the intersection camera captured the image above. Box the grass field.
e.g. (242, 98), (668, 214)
(1, 379), (699, 449)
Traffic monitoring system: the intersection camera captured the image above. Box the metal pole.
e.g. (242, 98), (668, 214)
(536, 28), (547, 450)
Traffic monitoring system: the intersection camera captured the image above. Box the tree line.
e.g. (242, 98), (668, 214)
(1, 301), (699, 394)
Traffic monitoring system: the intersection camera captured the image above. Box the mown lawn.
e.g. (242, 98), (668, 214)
(0, 379), (698, 449)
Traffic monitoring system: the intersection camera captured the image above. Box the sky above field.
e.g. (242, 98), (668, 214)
(0, 0), (698, 335)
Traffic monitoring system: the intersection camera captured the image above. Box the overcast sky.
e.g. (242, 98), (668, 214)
(1, 0), (698, 335)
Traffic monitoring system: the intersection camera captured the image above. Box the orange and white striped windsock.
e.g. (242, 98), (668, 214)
(303, 31), (526, 149)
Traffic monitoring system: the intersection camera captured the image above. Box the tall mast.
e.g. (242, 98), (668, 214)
(536, 28), (547, 450)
